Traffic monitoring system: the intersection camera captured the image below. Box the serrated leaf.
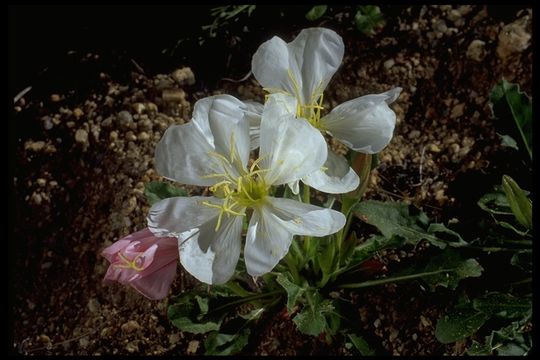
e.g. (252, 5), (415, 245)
(355, 5), (384, 35)
(168, 296), (221, 334)
(144, 181), (187, 205)
(353, 200), (468, 249)
(276, 273), (305, 313)
(204, 329), (250, 355)
(421, 249), (483, 290)
(472, 293), (532, 320)
(489, 80), (532, 160)
(305, 5), (327, 21)
(435, 307), (489, 344)
(347, 334), (375, 355)
(292, 292), (334, 336)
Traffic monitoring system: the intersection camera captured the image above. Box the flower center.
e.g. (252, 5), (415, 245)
(201, 135), (270, 231)
(114, 252), (146, 271)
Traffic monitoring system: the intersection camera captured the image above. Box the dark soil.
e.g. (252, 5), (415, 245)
(9, 5), (532, 355)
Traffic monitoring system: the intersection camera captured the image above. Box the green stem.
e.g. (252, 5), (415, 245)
(302, 184), (312, 258)
(209, 290), (283, 314)
(338, 268), (456, 289)
(283, 252), (301, 284)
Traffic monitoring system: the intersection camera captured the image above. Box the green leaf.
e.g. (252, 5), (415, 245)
(168, 293), (222, 334)
(204, 329), (250, 355)
(276, 273), (305, 313)
(144, 181), (187, 205)
(347, 334), (375, 356)
(420, 249), (483, 290)
(353, 200), (468, 249)
(487, 320), (532, 356)
(489, 80), (532, 160)
(498, 134), (519, 150)
(292, 291), (334, 336)
(477, 191), (513, 215)
(435, 307), (489, 344)
(467, 340), (492, 355)
(472, 293), (532, 320)
(501, 175), (532, 229)
(354, 5), (385, 35)
(510, 250), (532, 273)
(305, 5), (327, 21)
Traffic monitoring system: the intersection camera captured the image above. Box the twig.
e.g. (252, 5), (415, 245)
(412, 145), (427, 187)
(13, 86), (32, 104)
(221, 70), (252, 83)
(130, 59), (145, 74)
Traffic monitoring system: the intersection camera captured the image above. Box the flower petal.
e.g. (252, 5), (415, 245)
(147, 196), (221, 236)
(267, 197), (346, 237)
(252, 28), (344, 105)
(320, 88), (402, 153)
(244, 197), (345, 276)
(179, 215), (243, 285)
(259, 94), (327, 186)
(302, 149), (360, 194)
(129, 260), (177, 300)
(154, 121), (218, 186)
(240, 100), (264, 150)
(205, 95), (251, 169)
(155, 95), (249, 186)
(244, 205), (294, 276)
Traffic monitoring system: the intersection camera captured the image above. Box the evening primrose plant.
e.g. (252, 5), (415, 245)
(101, 28), (484, 355)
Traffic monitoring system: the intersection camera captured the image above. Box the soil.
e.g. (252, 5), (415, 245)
(9, 5), (532, 356)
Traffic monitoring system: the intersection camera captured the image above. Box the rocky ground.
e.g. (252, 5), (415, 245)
(10, 5), (532, 355)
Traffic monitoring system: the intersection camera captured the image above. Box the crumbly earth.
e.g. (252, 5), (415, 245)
(10, 5), (531, 356)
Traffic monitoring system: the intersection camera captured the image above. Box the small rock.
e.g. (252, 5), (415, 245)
(450, 103), (465, 119)
(373, 318), (381, 328)
(121, 320), (141, 333)
(36, 178), (47, 187)
(132, 103), (146, 114)
(466, 40), (486, 62)
(43, 117), (54, 130)
(383, 59), (395, 69)
(169, 333), (180, 345)
(125, 341), (139, 353)
(50, 94), (61, 102)
(171, 67), (196, 86)
(408, 130), (421, 139)
(162, 89), (186, 103)
(117, 111), (133, 128)
(429, 144), (441, 153)
(187, 340), (199, 354)
(126, 131), (137, 141)
(137, 131), (150, 141)
(75, 129), (89, 144)
(79, 337), (89, 348)
(497, 17), (531, 60)
(26, 141), (45, 152)
(87, 298), (101, 313)
(73, 108), (84, 119)
(389, 328), (399, 342)
(109, 131), (118, 141)
(412, 333), (418, 341)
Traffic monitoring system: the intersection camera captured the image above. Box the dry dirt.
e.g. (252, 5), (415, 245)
(10, 5), (532, 356)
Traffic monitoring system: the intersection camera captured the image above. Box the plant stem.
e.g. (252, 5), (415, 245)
(338, 268), (456, 289)
(209, 290), (283, 314)
(302, 184), (312, 258)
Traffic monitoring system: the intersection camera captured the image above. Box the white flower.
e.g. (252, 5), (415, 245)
(147, 94), (345, 284)
(247, 27), (402, 194)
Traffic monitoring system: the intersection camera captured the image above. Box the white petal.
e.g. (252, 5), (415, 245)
(302, 149), (360, 194)
(240, 100), (264, 150)
(244, 205), (294, 276)
(321, 88), (402, 153)
(259, 94), (327, 186)
(147, 196), (221, 236)
(179, 215), (243, 285)
(204, 95), (251, 169)
(287, 180), (300, 195)
(244, 197), (345, 276)
(267, 197), (346, 237)
(154, 122), (218, 186)
(252, 28), (344, 105)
